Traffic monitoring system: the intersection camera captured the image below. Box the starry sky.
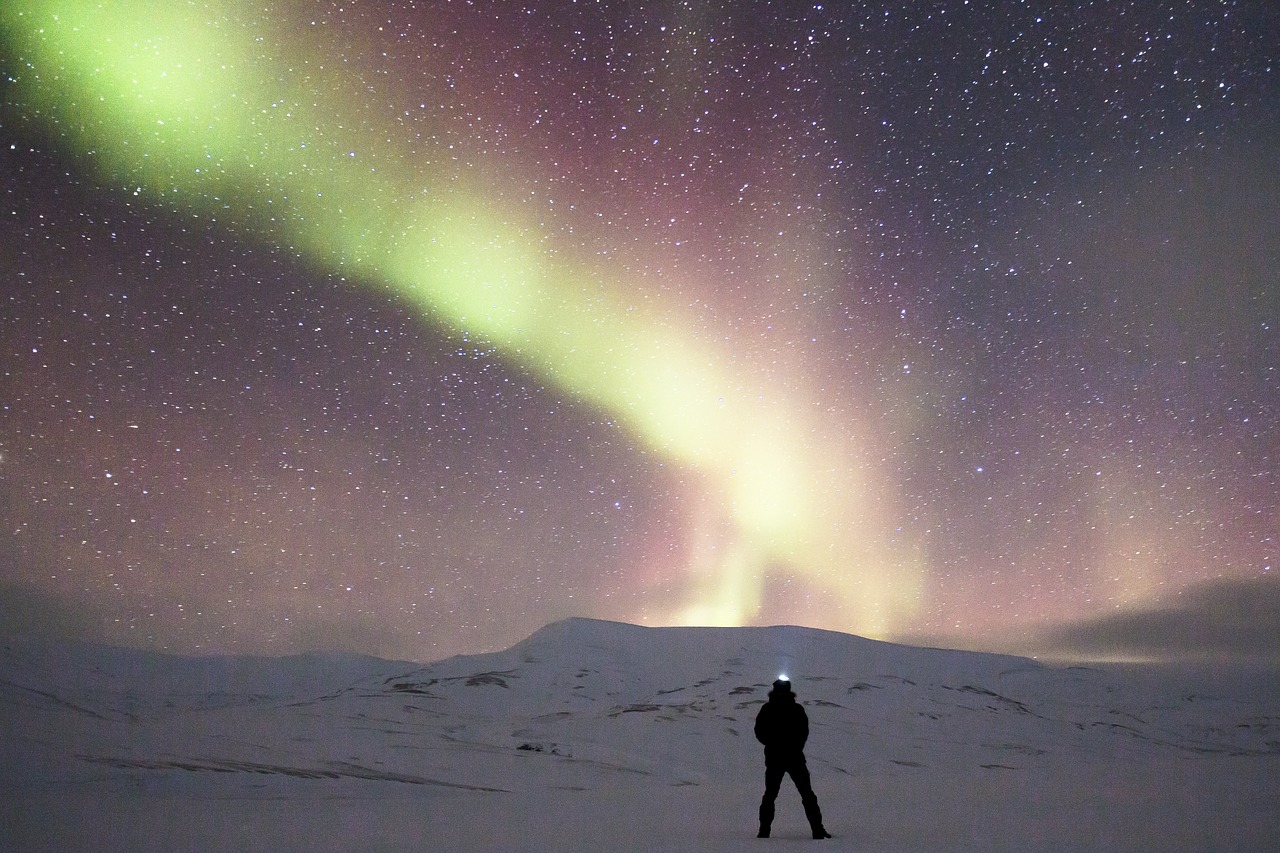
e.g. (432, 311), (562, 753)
(2, 0), (1277, 662)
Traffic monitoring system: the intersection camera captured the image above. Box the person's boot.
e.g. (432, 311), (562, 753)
(812, 827), (832, 839)
(757, 826), (770, 838)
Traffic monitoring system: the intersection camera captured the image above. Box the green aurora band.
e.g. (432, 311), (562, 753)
(3, 0), (925, 634)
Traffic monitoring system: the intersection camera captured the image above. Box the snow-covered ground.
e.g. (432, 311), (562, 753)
(2, 617), (1276, 851)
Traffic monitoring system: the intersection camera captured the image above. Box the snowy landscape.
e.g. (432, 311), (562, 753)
(2, 617), (1277, 852)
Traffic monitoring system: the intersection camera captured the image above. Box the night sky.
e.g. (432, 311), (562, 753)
(2, 0), (1277, 662)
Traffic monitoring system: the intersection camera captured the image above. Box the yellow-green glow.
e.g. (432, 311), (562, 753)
(3, 0), (925, 635)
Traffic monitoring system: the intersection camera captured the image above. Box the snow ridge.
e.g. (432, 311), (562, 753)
(2, 619), (1277, 851)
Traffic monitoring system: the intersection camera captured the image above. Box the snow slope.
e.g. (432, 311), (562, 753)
(2, 618), (1277, 851)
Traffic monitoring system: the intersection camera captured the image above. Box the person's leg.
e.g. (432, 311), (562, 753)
(788, 758), (830, 838)
(758, 762), (785, 837)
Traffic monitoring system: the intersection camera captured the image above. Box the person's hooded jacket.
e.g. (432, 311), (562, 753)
(754, 680), (809, 756)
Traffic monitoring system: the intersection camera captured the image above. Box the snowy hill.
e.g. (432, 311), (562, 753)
(2, 618), (1277, 851)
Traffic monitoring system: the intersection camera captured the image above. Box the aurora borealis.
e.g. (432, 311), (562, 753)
(2, 0), (1277, 661)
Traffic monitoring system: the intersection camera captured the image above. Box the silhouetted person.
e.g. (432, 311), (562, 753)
(754, 677), (831, 839)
